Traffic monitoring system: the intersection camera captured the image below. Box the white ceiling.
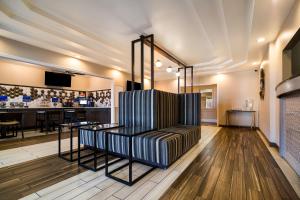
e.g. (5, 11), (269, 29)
(0, 0), (295, 80)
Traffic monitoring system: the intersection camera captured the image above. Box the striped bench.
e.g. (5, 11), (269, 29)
(80, 89), (201, 169)
(79, 130), (183, 168)
(159, 125), (200, 153)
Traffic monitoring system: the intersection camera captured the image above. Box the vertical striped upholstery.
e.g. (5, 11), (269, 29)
(159, 125), (200, 153)
(79, 129), (183, 168)
(119, 89), (180, 129)
(80, 89), (201, 169)
(133, 131), (183, 168)
(119, 90), (156, 129)
(178, 93), (201, 126)
(154, 90), (179, 129)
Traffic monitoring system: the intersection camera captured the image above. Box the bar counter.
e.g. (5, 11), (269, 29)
(0, 107), (111, 129)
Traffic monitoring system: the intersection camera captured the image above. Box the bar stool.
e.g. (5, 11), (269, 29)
(76, 110), (87, 122)
(0, 112), (23, 139)
(36, 110), (46, 132)
(46, 110), (61, 132)
(0, 121), (20, 138)
(64, 109), (76, 123)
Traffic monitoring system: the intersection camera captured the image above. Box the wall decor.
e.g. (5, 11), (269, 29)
(259, 68), (265, 100)
(0, 83), (111, 108)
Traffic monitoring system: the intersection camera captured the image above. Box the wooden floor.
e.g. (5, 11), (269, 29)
(0, 149), (117, 200)
(0, 131), (76, 151)
(161, 128), (299, 200)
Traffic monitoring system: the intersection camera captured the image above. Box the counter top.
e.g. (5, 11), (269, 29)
(276, 74), (300, 98)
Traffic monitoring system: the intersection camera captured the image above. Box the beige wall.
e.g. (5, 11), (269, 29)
(156, 70), (260, 126)
(259, 1), (300, 145)
(0, 59), (112, 91)
(0, 36), (131, 88)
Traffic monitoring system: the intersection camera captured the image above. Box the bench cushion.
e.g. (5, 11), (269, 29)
(159, 125), (200, 153)
(79, 130), (184, 168)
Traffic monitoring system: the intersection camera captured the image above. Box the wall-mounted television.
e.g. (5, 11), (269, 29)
(126, 80), (142, 91)
(283, 28), (300, 79)
(45, 71), (72, 87)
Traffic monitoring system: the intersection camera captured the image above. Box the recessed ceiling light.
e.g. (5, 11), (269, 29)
(155, 60), (162, 68)
(166, 66), (172, 73)
(257, 37), (265, 43)
(176, 72), (180, 77)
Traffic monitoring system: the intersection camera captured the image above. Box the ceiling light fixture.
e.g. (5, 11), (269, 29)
(166, 66), (172, 73)
(155, 60), (162, 68)
(257, 37), (265, 43)
(176, 72), (180, 77)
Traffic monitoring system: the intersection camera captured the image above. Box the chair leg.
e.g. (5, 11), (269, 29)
(35, 119), (38, 131)
(15, 126), (18, 137)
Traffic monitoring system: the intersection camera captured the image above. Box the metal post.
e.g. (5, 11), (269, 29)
(140, 35), (144, 90)
(70, 127), (73, 161)
(93, 130), (97, 170)
(131, 41), (135, 91)
(191, 66), (194, 93)
(58, 126), (61, 157)
(150, 35), (154, 89)
(177, 68), (180, 94)
(105, 132), (109, 175)
(77, 128), (80, 165)
(184, 67), (187, 93)
(129, 136), (133, 184)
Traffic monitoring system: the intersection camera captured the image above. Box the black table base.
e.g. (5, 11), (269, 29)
(58, 121), (101, 162)
(104, 128), (157, 186)
(105, 159), (156, 186)
(78, 147), (123, 172)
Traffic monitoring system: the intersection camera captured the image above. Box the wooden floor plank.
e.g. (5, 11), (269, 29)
(161, 128), (299, 200)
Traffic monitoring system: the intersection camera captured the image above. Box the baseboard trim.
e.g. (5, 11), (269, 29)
(201, 119), (217, 123)
(257, 128), (279, 150)
(219, 124), (257, 129)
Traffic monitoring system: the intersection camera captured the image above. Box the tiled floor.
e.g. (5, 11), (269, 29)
(0, 136), (77, 168)
(0, 130), (57, 142)
(19, 126), (221, 200)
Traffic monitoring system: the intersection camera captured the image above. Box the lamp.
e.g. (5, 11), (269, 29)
(155, 60), (162, 68)
(166, 66), (172, 73)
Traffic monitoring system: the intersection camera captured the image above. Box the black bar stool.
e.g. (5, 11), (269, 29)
(0, 112), (23, 139)
(36, 110), (46, 132)
(76, 110), (87, 122)
(64, 109), (76, 123)
(46, 110), (61, 133)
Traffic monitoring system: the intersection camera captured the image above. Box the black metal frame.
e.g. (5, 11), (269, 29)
(77, 125), (123, 171)
(131, 34), (155, 90)
(58, 122), (98, 162)
(177, 66), (194, 94)
(104, 129), (156, 186)
(58, 126), (85, 162)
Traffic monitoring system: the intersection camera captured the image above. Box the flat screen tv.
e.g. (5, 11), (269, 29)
(126, 80), (142, 91)
(45, 71), (71, 87)
(283, 28), (300, 77)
